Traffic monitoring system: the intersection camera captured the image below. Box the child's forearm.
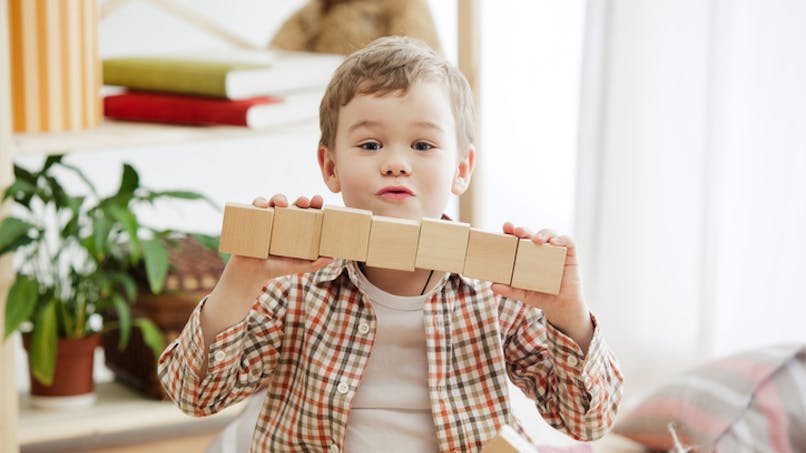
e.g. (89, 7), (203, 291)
(545, 306), (594, 354)
(198, 258), (270, 375)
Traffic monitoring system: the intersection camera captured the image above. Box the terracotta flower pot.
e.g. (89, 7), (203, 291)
(22, 332), (101, 408)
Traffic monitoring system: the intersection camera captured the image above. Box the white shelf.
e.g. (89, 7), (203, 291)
(19, 381), (244, 450)
(12, 118), (319, 157)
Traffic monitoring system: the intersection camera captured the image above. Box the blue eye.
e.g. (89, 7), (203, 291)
(360, 142), (381, 151)
(413, 141), (433, 151)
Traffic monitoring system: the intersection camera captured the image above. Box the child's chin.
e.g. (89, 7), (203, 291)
(371, 206), (423, 220)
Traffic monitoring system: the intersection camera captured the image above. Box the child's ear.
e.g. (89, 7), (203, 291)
(451, 146), (475, 195)
(317, 145), (341, 193)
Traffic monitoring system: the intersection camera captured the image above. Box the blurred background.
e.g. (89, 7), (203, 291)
(9, 0), (806, 448)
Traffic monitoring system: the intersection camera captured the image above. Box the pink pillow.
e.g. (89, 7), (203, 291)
(614, 344), (806, 452)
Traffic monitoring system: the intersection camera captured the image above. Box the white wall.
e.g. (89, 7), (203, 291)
(576, 0), (806, 399)
(706, 0), (806, 356)
(479, 1), (584, 234)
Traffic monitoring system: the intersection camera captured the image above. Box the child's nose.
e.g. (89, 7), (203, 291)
(380, 149), (412, 176)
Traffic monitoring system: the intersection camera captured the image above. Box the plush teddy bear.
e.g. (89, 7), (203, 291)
(269, 0), (442, 55)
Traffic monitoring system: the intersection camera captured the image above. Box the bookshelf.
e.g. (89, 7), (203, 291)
(0, 1), (481, 451)
(12, 118), (318, 157)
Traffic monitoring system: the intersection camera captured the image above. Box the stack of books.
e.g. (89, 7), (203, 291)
(101, 50), (343, 128)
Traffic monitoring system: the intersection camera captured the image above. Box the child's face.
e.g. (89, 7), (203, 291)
(318, 81), (474, 220)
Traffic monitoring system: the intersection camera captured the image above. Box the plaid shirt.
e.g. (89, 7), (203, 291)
(158, 260), (623, 452)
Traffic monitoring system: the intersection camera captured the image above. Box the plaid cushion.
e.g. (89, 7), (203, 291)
(613, 344), (806, 452)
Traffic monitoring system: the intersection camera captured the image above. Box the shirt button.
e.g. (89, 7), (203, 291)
(358, 323), (370, 335)
(213, 350), (226, 362)
(249, 367), (261, 377)
(337, 381), (350, 394)
(568, 356), (579, 366)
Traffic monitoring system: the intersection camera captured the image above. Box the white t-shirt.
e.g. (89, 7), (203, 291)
(343, 270), (439, 453)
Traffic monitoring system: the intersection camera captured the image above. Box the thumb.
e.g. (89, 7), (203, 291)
(309, 257), (333, 271)
(490, 283), (529, 302)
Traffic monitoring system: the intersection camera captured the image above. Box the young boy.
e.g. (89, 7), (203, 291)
(159, 36), (623, 452)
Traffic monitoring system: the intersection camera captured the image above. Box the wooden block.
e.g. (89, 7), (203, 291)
(462, 228), (518, 284)
(480, 425), (538, 453)
(415, 218), (470, 273)
(218, 203), (273, 258)
(510, 240), (567, 295)
(365, 216), (420, 271)
(319, 205), (372, 261)
(269, 206), (323, 260)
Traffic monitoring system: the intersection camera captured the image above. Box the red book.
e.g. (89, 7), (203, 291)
(103, 91), (319, 128)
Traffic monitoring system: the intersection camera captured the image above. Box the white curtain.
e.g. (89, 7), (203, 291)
(576, 0), (806, 395)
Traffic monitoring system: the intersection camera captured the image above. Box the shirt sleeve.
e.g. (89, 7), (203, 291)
(500, 298), (624, 441)
(157, 279), (288, 417)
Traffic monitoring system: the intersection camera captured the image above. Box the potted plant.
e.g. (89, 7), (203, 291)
(0, 155), (217, 406)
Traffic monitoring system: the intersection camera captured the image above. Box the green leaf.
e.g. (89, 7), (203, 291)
(13, 163), (36, 185)
(2, 179), (37, 204)
(109, 205), (140, 263)
(117, 163), (139, 200)
(134, 318), (164, 362)
(142, 239), (169, 293)
(191, 233), (220, 252)
(30, 299), (58, 386)
(112, 272), (138, 302)
(112, 294), (131, 350)
(0, 217), (36, 256)
(146, 190), (219, 210)
(44, 175), (70, 209)
(41, 155), (63, 173)
(91, 212), (112, 261)
(4, 276), (39, 339)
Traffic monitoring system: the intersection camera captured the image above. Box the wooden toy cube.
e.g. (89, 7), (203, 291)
(365, 216), (420, 271)
(480, 425), (537, 453)
(510, 240), (567, 295)
(218, 203), (273, 259)
(269, 206), (324, 260)
(415, 218), (470, 273)
(462, 228), (518, 284)
(319, 205), (372, 261)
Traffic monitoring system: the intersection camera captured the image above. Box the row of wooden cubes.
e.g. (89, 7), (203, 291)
(219, 203), (567, 294)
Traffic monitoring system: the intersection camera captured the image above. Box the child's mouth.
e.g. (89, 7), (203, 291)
(376, 186), (414, 200)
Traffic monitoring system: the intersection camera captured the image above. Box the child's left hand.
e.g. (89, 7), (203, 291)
(491, 222), (594, 353)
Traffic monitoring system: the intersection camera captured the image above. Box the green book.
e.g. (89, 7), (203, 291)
(103, 52), (343, 99)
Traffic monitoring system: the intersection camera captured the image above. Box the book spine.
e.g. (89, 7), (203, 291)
(103, 62), (229, 98)
(103, 93), (251, 126)
(8, 0), (100, 132)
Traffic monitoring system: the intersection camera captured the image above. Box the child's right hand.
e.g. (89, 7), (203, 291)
(210, 194), (331, 309)
(200, 194), (332, 353)
(221, 194), (333, 296)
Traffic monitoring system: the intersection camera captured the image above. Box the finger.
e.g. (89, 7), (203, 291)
(534, 228), (557, 245)
(252, 196), (269, 208)
(502, 222), (515, 235)
(549, 234), (575, 249)
(293, 196), (311, 208)
(490, 283), (529, 302)
(309, 256), (333, 270)
(511, 225), (534, 239)
(269, 194), (288, 208)
(309, 194), (324, 209)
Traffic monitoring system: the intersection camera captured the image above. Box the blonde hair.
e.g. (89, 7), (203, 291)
(319, 36), (475, 152)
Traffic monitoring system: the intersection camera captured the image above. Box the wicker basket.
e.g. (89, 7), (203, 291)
(102, 236), (223, 399)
